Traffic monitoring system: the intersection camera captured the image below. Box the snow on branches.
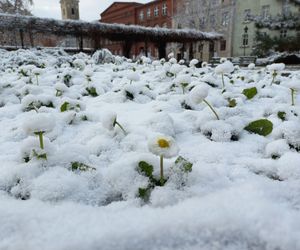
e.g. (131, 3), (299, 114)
(0, 13), (222, 43)
(249, 13), (300, 30)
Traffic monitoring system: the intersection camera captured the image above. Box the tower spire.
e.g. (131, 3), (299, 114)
(60, 0), (80, 20)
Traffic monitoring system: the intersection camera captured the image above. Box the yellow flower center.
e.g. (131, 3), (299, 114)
(157, 139), (170, 148)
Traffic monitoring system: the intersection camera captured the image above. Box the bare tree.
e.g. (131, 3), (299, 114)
(0, 0), (33, 15)
(173, 0), (234, 60)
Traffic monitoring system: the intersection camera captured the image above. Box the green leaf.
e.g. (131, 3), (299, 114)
(277, 111), (286, 121)
(175, 156), (193, 173)
(71, 162), (96, 172)
(166, 71), (174, 77)
(138, 161), (154, 177)
(244, 119), (273, 136)
(180, 82), (189, 88)
(86, 87), (98, 97)
(60, 102), (69, 112)
(228, 98), (237, 108)
(63, 74), (72, 87)
(243, 87), (258, 99)
(125, 90), (134, 100)
(32, 149), (47, 160)
(138, 187), (152, 202)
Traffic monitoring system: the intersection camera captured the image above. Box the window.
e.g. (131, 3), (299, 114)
(222, 12), (230, 26)
(71, 8), (75, 15)
(220, 40), (226, 51)
(190, 20), (196, 28)
(283, 2), (291, 16)
(162, 3), (167, 16)
(261, 5), (270, 19)
(139, 11), (144, 20)
(280, 29), (287, 38)
(154, 6), (159, 16)
(177, 23), (182, 29)
(147, 8), (151, 18)
(244, 9), (251, 22)
(210, 15), (216, 26)
(198, 43), (203, 52)
(199, 17), (205, 28)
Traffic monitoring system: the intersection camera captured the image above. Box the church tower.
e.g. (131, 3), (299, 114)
(60, 0), (80, 20)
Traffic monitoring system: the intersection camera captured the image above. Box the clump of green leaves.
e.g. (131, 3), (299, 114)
(63, 74), (72, 87)
(24, 100), (54, 112)
(180, 82), (189, 94)
(70, 162), (96, 172)
(60, 102), (82, 112)
(125, 90), (134, 100)
(277, 111), (286, 121)
(244, 119), (273, 136)
(243, 87), (258, 100)
(166, 71), (174, 77)
(137, 157), (193, 203)
(86, 87), (98, 97)
(227, 98), (237, 108)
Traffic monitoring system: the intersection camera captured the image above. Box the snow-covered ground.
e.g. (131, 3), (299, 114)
(1, 49), (300, 250)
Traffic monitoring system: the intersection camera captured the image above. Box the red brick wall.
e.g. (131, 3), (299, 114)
(99, 0), (175, 59)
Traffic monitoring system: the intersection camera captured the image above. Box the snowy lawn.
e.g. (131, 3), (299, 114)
(0, 49), (300, 250)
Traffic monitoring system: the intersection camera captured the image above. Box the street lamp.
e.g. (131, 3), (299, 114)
(242, 26), (249, 56)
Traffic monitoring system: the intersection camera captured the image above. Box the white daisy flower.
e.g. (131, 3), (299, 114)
(189, 84), (209, 104)
(148, 134), (179, 158)
(220, 57), (227, 63)
(23, 113), (55, 135)
(189, 59), (199, 67)
(201, 62), (208, 68)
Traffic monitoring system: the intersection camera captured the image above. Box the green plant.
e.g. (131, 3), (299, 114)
(244, 119), (273, 136)
(137, 156), (193, 202)
(86, 87), (98, 97)
(243, 87), (258, 99)
(70, 162), (96, 172)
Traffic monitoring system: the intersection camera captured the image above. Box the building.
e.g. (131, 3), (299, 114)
(99, 0), (174, 59)
(173, 0), (236, 61)
(173, 0), (300, 60)
(135, 0), (173, 58)
(232, 0), (300, 57)
(60, 0), (80, 20)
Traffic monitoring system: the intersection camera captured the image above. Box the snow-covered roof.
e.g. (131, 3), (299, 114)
(0, 13), (222, 42)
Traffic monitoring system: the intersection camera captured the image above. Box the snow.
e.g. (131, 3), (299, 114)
(215, 60), (235, 74)
(0, 48), (300, 250)
(267, 63), (285, 72)
(22, 113), (55, 134)
(0, 13), (222, 43)
(188, 84), (209, 104)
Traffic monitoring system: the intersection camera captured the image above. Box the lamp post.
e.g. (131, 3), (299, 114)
(242, 25), (249, 56)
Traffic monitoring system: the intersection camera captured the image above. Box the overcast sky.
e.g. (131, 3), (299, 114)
(32, 0), (149, 21)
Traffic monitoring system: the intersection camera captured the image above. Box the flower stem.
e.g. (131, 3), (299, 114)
(160, 155), (164, 185)
(271, 72), (276, 86)
(291, 88), (295, 106)
(38, 132), (44, 149)
(221, 73), (225, 89)
(203, 99), (220, 120)
(115, 121), (126, 134)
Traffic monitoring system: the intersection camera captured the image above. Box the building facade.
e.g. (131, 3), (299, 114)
(60, 0), (80, 20)
(232, 0), (300, 57)
(99, 0), (174, 59)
